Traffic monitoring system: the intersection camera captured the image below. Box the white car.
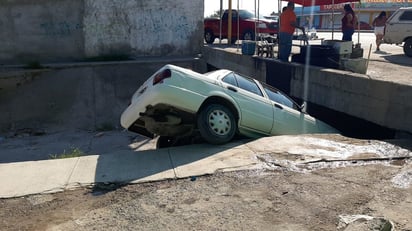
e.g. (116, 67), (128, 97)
(384, 7), (412, 57)
(121, 64), (338, 147)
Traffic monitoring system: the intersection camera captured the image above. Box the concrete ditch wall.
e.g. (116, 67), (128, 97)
(0, 58), (206, 132)
(290, 64), (412, 135)
(0, 0), (203, 64)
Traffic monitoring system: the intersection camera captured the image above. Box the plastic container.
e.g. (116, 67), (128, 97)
(241, 41), (256, 55)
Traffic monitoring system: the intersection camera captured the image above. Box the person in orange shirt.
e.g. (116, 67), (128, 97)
(279, 2), (303, 62)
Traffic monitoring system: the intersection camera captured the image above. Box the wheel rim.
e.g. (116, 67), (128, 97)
(207, 109), (231, 136)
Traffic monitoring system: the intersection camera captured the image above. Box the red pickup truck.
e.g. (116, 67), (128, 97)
(204, 9), (278, 44)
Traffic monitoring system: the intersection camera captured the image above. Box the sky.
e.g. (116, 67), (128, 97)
(204, 0), (287, 17)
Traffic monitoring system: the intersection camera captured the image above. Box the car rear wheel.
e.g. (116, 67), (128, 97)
(204, 29), (215, 44)
(404, 38), (412, 57)
(197, 104), (236, 144)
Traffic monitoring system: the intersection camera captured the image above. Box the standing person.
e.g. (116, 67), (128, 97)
(341, 4), (357, 41)
(372, 11), (387, 51)
(278, 2), (303, 62)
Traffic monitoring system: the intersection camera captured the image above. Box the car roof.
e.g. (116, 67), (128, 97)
(203, 69), (232, 80)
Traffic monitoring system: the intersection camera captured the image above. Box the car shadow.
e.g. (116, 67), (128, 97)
(377, 53), (412, 67)
(91, 137), (252, 195)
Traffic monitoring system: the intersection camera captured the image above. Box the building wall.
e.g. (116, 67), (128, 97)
(0, 0), (203, 64)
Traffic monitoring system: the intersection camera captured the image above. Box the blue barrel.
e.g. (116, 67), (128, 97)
(241, 41), (256, 55)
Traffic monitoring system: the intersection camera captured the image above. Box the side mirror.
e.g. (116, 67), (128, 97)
(300, 102), (307, 113)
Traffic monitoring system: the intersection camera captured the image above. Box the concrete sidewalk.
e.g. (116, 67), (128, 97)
(1, 133), (411, 199)
(0, 140), (259, 198)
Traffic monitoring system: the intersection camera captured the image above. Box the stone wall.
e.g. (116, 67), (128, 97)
(0, 0), (203, 64)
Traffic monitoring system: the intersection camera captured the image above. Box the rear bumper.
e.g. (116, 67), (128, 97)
(120, 83), (205, 135)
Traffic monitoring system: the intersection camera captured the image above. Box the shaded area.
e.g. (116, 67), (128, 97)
(382, 54), (412, 67)
(305, 102), (396, 140)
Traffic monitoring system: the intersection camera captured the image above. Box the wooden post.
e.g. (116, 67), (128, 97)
(228, 0), (232, 44)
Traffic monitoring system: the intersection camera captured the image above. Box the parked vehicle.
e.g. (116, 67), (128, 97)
(359, 21), (372, 30)
(120, 64), (338, 148)
(204, 9), (278, 44)
(384, 7), (412, 57)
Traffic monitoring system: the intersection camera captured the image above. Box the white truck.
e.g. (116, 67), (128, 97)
(384, 7), (412, 57)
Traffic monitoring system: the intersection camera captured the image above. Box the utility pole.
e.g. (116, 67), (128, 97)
(228, 0), (232, 44)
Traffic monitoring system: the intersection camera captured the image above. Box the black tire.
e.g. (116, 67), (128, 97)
(197, 104), (237, 145)
(403, 38), (412, 57)
(204, 29), (215, 44)
(242, 30), (255, 41)
(156, 136), (176, 149)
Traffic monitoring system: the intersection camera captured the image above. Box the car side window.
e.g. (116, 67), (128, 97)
(222, 73), (238, 86)
(399, 11), (412, 21)
(233, 73), (263, 96)
(261, 83), (300, 110)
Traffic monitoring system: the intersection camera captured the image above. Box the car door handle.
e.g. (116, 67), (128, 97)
(274, 103), (283, 110)
(227, 86), (237, 92)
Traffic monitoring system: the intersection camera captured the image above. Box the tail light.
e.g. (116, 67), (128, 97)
(153, 69), (171, 85)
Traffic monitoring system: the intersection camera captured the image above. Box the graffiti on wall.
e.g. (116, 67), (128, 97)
(83, 5), (201, 56)
(135, 9), (192, 42)
(40, 21), (82, 37)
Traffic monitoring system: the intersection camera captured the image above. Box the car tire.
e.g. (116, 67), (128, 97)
(403, 38), (412, 57)
(156, 136), (176, 149)
(204, 29), (215, 44)
(197, 104), (237, 145)
(243, 30), (255, 41)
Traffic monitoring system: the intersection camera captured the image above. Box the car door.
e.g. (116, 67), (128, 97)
(221, 72), (273, 134)
(261, 83), (318, 135)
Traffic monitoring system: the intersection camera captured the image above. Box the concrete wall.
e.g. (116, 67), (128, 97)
(290, 64), (412, 134)
(0, 58), (206, 132)
(0, 0), (203, 64)
(201, 47), (267, 83)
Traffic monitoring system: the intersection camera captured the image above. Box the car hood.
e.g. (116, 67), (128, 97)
(244, 18), (277, 24)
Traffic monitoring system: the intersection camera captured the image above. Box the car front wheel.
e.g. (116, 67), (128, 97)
(197, 104), (236, 144)
(404, 38), (412, 57)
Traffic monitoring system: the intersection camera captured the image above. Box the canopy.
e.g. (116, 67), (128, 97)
(283, 0), (360, 7)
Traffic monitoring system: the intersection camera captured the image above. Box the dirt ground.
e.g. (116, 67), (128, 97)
(1, 135), (412, 231)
